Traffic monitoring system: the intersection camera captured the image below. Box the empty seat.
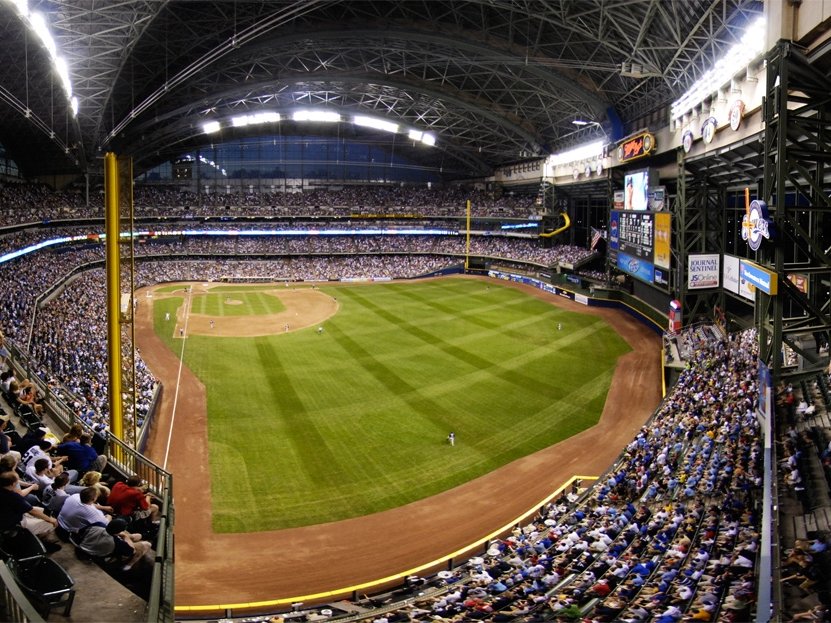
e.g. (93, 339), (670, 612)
(7, 556), (76, 617)
(0, 528), (47, 562)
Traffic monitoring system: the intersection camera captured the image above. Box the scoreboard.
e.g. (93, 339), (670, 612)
(609, 210), (671, 287)
(617, 211), (653, 259)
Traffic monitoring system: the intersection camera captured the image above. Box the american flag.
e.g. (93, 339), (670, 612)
(590, 227), (606, 250)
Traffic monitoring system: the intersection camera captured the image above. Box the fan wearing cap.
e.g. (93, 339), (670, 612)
(72, 516), (153, 572)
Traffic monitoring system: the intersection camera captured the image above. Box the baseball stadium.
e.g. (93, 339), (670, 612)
(0, 2), (829, 623)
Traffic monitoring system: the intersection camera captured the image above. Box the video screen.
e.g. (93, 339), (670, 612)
(624, 169), (649, 211)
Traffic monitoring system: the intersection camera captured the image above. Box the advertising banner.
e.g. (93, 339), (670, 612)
(740, 260), (778, 295)
(739, 269), (755, 301)
(787, 273), (809, 295)
(617, 251), (654, 284)
(723, 254), (740, 294)
(688, 254), (720, 289)
(653, 212), (671, 270)
(609, 210), (620, 261)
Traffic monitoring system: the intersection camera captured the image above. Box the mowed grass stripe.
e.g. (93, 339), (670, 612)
(153, 277), (633, 531)
(253, 338), (343, 487)
(393, 282), (541, 343)
(339, 286), (565, 397)
(325, 321), (452, 434)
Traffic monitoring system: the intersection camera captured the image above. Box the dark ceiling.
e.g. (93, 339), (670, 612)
(0, 0), (763, 181)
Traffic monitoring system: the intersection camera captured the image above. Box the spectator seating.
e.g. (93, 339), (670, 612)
(0, 528), (47, 563)
(6, 556), (75, 617)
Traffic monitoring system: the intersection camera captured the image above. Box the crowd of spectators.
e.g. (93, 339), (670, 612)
(0, 182), (546, 225)
(0, 182), (97, 224)
(133, 185), (541, 219)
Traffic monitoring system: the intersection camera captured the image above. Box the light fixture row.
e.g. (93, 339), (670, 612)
(670, 16), (766, 121)
(203, 110), (436, 147)
(7, 0), (78, 117)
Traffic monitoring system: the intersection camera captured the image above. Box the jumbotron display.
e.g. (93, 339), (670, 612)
(609, 209), (671, 287)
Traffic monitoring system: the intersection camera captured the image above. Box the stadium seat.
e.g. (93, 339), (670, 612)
(0, 528), (47, 562)
(7, 556), (76, 617)
(15, 404), (41, 431)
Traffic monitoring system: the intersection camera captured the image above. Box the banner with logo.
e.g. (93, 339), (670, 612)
(688, 254), (720, 289)
(741, 199), (772, 251)
(608, 210), (620, 261)
(653, 212), (671, 270)
(617, 251), (654, 284)
(722, 254), (740, 294)
(740, 260), (777, 295)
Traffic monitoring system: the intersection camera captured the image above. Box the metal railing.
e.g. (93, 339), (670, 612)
(0, 562), (45, 622)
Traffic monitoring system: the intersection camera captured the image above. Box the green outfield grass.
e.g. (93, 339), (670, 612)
(152, 278), (631, 532)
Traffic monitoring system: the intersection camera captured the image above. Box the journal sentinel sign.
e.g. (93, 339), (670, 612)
(688, 254), (720, 290)
(739, 260), (778, 296)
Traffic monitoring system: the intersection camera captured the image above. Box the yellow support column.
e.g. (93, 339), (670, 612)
(464, 199), (471, 271)
(104, 153), (123, 441)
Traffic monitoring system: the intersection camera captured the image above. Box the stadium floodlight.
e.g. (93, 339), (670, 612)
(671, 16), (766, 120)
(6, 2), (78, 115)
(28, 11), (57, 59)
(70, 96), (78, 117)
(572, 119), (601, 128)
(548, 140), (604, 167)
(407, 129), (436, 146)
(353, 115), (398, 134)
(55, 57), (72, 97)
(202, 121), (221, 134)
(293, 110), (341, 122)
(231, 111), (280, 127)
(198, 155), (227, 176)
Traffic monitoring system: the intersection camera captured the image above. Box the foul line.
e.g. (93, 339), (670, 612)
(163, 287), (192, 470)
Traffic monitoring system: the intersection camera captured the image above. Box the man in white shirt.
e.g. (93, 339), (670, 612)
(57, 487), (111, 535)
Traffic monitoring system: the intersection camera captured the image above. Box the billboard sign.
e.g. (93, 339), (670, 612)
(740, 260), (778, 296)
(723, 254), (740, 294)
(688, 254), (720, 289)
(617, 251), (654, 284)
(653, 212), (671, 270)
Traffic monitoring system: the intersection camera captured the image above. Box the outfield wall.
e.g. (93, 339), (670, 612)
(484, 269), (666, 335)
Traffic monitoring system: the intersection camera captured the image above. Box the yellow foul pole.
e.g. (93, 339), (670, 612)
(465, 199), (471, 271)
(104, 153), (123, 441)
